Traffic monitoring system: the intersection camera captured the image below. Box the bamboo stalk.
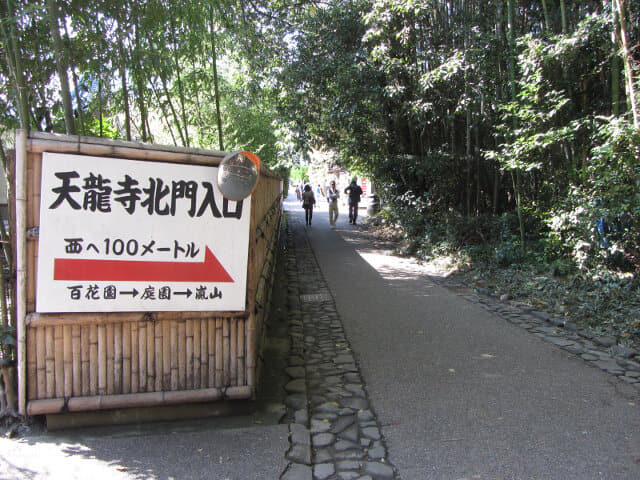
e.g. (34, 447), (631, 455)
(45, 327), (54, 397)
(63, 325), (72, 397)
(178, 320), (186, 390)
(54, 326), (63, 398)
(15, 129), (27, 413)
(163, 321), (171, 390)
(223, 319), (230, 386)
(154, 320), (162, 391)
(229, 319), (237, 386)
(215, 319), (222, 387)
(81, 325), (90, 396)
(185, 319), (193, 390)
(130, 322), (138, 394)
(208, 319), (215, 388)
(89, 324), (98, 395)
(200, 319), (207, 388)
(27, 385), (254, 415)
(193, 318), (201, 389)
(122, 322), (131, 394)
(237, 318), (245, 386)
(36, 327), (45, 398)
(97, 324), (106, 395)
(106, 323), (114, 394)
(170, 321), (178, 391)
(138, 322), (147, 393)
(72, 326), (81, 396)
(27, 328), (37, 400)
(26, 310), (248, 327)
(147, 319), (155, 391)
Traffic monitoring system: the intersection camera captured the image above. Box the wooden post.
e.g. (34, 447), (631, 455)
(15, 129), (27, 414)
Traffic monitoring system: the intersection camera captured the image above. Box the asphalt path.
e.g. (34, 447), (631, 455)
(293, 195), (640, 479)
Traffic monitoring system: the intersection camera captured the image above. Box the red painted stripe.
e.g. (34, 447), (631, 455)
(54, 246), (233, 282)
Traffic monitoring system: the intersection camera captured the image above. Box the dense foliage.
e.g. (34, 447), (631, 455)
(275, 0), (640, 279)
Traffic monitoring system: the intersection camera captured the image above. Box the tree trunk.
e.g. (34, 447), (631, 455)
(1, 0), (30, 130)
(210, 7), (224, 151)
(613, 0), (639, 128)
(46, 0), (75, 135)
(118, 38), (132, 141)
(507, 0), (525, 246)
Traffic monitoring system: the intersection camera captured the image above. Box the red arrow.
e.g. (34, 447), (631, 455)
(54, 246), (233, 282)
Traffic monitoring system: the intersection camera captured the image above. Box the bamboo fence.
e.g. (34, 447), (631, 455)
(14, 131), (282, 416)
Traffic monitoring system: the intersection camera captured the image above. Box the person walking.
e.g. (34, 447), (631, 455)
(344, 178), (363, 224)
(295, 183), (302, 201)
(326, 180), (340, 227)
(302, 184), (316, 226)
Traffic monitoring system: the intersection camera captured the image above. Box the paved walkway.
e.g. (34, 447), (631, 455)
(282, 196), (640, 479)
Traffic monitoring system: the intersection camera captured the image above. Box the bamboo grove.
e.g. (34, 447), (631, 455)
(1, 0), (640, 275)
(276, 0), (640, 273)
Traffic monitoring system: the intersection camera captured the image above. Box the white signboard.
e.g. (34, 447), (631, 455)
(36, 153), (251, 312)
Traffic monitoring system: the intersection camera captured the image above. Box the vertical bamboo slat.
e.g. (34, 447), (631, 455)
(71, 326), (81, 396)
(238, 318), (245, 386)
(106, 323), (114, 394)
(114, 323), (123, 394)
(185, 319), (193, 390)
(81, 325), (90, 396)
(63, 326), (72, 397)
(215, 319), (222, 387)
(97, 325), (106, 395)
(200, 319), (208, 388)
(137, 322), (146, 393)
(223, 319), (230, 386)
(130, 322), (138, 394)
(193, 319), (201, 389)
(170, 321), (178, 390)
(148, 320), (155, 391)
(36, 327), (45, 398)
(229, 319), (237, 386)
(122, 322), (131, 394)
(155, 321), (163, 391)
(27, 329), (37, 400)
(208, 319), (215, 388)
(54, 326), (64, 398)
(177, 320), (185, 390)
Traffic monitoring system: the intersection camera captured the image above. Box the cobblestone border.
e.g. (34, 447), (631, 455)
(436, 280), (640, 388)
(280, 215), (398, 480)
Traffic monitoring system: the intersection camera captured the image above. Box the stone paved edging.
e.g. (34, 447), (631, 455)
(436, 281), (640, 388)
(280, 215), (398, 480)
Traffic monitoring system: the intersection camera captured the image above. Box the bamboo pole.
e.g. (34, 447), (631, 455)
(178, 320), (186, 390)
(170, 321), (178, 390)
(89, 324), (98, 395)
(106, 323), (114, 394)
(237, 318), (245, 385)
(208, 319), (215, 388)
(229, 319), (236, 386)
(185, 319), (193, 390)
(36, 327), (45, 398)
(45, 327), (54, 397)
(130, 322), (138, 394)
(97, 325), (106, 395)
(138, 322), (147, 392)
(193, 318), (201, 389)
(27, 328), (37, 400)
(72, 326), (81, 396)
(147, 319), (155, 391)
(27, 385), (253, 415)
(154, 321), (162, 391)
(15, 129), (27, 413)
(81, 325), (89, 396)
(62, 325), (72, 397)
(122, 322), (131, 394)
(199, 319), (207, 388)
(215, 319), (222, 387)
(26, 310), (248, 327)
